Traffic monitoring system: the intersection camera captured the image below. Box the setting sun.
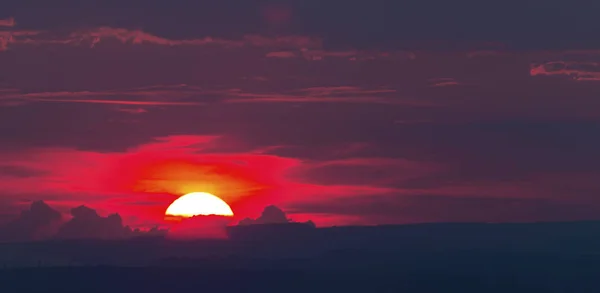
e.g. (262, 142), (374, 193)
(165, 192), (234, 217)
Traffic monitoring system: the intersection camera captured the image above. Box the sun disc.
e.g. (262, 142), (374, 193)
(165, 192), (234, 217)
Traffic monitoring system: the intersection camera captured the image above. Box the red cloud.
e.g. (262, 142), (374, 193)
(530, 61), (600, 81)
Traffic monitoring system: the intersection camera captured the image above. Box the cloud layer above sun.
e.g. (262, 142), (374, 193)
(1, 1), (600, 228)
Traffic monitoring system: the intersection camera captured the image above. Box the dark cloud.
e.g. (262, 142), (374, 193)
(238, 205), (291, 225)
(56, 205), (131, 239)
(0, 200), (61, 241)
(0, 202), (173, 241)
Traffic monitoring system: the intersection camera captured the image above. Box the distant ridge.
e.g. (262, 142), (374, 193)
(226, 222), (316, 241)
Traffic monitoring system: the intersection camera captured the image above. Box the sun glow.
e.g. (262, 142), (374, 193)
(165, 192), (234, 217)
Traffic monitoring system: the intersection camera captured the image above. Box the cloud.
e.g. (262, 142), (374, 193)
(266, 51), (297, 58)
(0, 26), (321, 52)
(222, 86), (428, 105)
(70, 28), (317, 49)
(115, 107), (147, 114)
(0, 201), (62, 241)
(0, 30), (39, 51)
(1, 1), (597, 51)
(0, 200), (171, 241)
(55, 205), (132, 239)
(0, 85), (426, 109)
(0, 17), (15, 27)
(428, 78), (463, 87)
(24, 97), (205, 106)
(0, 200), (322, 241)
(530, 61), (600, 81)
(0, 85), (209, 108)
(224, 95), (421, 105)
(296, 86), (397, 96)
(265, 49), (415, 61)
(238, 205), (291, 225)
(0, 25), (417, 63)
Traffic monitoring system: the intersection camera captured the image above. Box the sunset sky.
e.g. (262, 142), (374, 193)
(1, 1), (600, 229)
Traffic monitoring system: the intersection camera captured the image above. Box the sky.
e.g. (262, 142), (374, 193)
(1, 1), (600, 229)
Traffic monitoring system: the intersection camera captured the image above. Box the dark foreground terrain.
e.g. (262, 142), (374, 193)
(2, 251), (600, 293)
(4, 222), (600, 292)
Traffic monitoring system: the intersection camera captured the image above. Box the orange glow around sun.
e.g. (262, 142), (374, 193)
(165, 192), (234, 218)
(99, 138), (300, 223)
(119, 157), (278, 207)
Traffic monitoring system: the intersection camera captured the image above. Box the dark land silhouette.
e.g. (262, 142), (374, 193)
(2, 201), (600, 292)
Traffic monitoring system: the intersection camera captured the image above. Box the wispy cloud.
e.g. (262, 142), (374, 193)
(224, 86), (429, 105)
(0, 26), (322, 51)
(0, 85), (209, 107)
(266, 49), (416, 61)
(0, 30), (40, 50)
(530, 61), (600, 81)
(0, 25), (417, 62)
(70, 28), (321, 49)
(428, 78), (462, 87)
(1, 85), (429, 108)
(25, 98), (205, 106)
(266, 51), (297, 58)
(224, 96), (413, 105)
(296, 86), (397, 96)
(0, 17), (15, 27)
(115, 107), (148, 114)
